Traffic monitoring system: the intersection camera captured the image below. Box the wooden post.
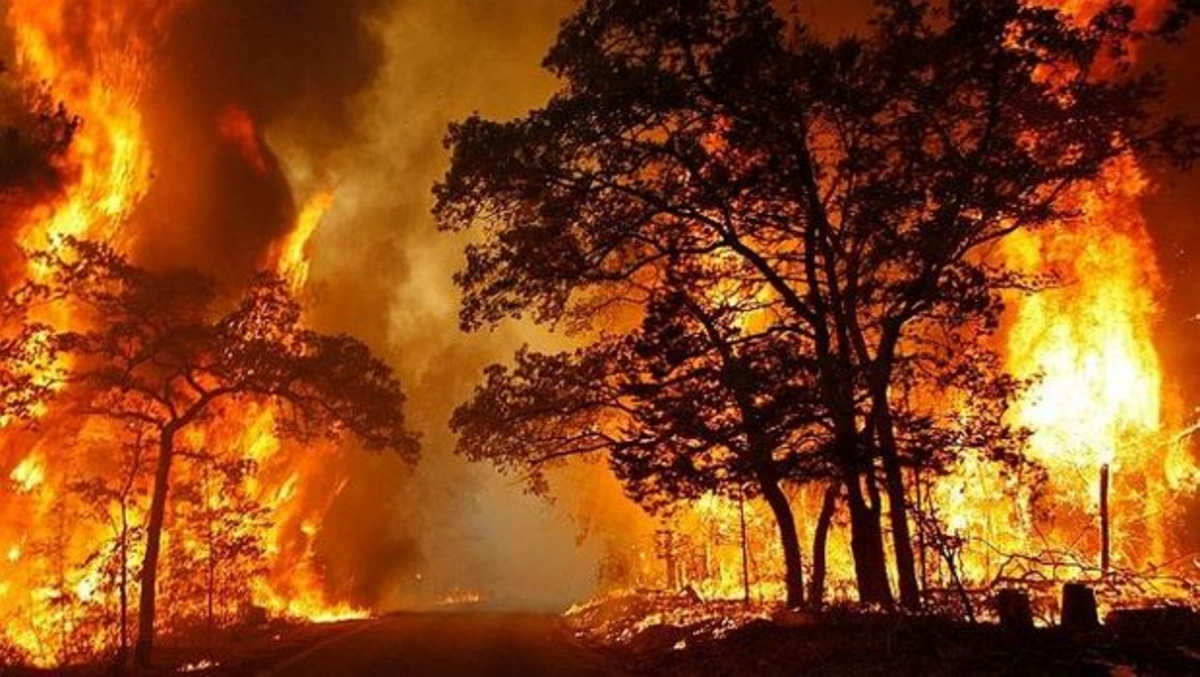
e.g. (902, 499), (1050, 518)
(1099, 464), (1110, 577)
(655, 529), (678, 591)
(739, 493), (751, 606)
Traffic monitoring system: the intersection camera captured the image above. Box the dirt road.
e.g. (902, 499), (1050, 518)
(257, 612), (622, 677)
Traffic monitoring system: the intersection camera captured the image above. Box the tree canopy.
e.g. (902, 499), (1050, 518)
(13, 238), (418, 666)
(453, 275), (826, 606)
(438, 0), (1197, 609)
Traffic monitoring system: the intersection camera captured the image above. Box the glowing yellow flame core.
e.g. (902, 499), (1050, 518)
(1006, 217), (1163, 473)
(9, 455), (45, 493)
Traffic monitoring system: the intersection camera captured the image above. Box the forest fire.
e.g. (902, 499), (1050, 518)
(591, 0), (1200, 615)
(439, 0), (1200, 648)
(1, 0), (1199, 674)
(916, 0), (1200, 610)
(0, 0), (389, 669)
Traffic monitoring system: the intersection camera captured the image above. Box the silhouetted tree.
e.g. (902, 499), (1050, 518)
(437, 0), (1198, 609)
(453, 271), (833, 608)
(24, 239), (418, 667)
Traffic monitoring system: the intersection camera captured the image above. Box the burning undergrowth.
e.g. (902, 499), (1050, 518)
(566, 590), (1200, 676)
(566, 590), (774, 649)
(0, 0), (421, 669)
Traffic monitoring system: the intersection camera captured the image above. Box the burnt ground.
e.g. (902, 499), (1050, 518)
(0, 618), (372, 676)
(5, 602), (1198, 675)
(2, 612), (622, 676)
(567, 594), (1200, 677)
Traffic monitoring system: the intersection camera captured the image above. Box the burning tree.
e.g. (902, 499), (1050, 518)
(0, 71), (78, 204)
(15, 239), (418, 667)
(67, 431), (152, 665)
(437, 0), (1198, 610)
(0, 70), (77, 422)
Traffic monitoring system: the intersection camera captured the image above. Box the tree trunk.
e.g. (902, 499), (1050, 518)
(205, 463), (216, 641)
(844, 471), (894, 608)
(915, 467), (928, 594)
(759, 476), (805, 609)
(55, 499), (68, 665)
(874, 417), (922, 611)
(870, 343), (922, 611)
(134, 429), (176, 668)
(809, 481), (840, 610)
(207, 520), (215, 640)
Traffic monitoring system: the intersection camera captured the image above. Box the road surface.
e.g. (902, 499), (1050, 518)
(259, 613), (623, 677)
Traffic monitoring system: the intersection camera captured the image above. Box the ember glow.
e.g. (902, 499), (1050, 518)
(922, 0), (1200, 601)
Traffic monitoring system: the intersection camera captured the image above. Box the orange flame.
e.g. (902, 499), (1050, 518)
(6, 1), (166, 259)
(931, 0), (1199, 596)
(0, 1), (367, 667)
(278, 191), (335, 292)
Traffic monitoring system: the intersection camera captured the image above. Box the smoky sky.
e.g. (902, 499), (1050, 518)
(137, 0), (595, 609)
(134, 0), (390, 283)
(98, 0), (596, 609)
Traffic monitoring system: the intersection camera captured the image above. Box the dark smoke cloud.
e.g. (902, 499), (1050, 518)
(133, 0), (390, 283)
(292, 0), (604, 610)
